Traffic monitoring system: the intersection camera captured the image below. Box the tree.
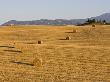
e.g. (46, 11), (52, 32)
(102, 20), (106, 24)
(85, 19), (96, 24)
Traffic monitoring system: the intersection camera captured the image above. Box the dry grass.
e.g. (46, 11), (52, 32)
(0, 25), (110, 82)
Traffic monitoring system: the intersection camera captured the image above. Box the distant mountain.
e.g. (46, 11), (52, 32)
(2, 19), (87, 26)
(90, 13), (110, 22)
(2, 13), (110, 26)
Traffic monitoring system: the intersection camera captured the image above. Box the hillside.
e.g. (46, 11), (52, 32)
(91, 13), (110, 22)
(2, 13), (110, 26)
(0, 25), (110, 82)
(2, 19), (86, 26)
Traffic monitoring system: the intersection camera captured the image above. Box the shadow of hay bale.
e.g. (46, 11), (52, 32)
(0, 45), (15, 48)
(4, 50), (22, 53)
(65, 29), (77, 33)
(59, 36), (71, 40)
(10, 61), (34, 66)
(65, 32), (74, 33)
(26, 42), (36, 44)
(59, 39), (67, 40)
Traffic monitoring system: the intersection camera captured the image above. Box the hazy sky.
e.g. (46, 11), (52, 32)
(0, 0), (110, 24)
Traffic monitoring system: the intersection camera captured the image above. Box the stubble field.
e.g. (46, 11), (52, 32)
(0, 25), (110, 82)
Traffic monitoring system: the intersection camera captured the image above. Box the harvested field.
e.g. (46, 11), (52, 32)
(0, 25), (110, 82)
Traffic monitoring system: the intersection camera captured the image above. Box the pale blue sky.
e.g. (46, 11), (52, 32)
(0, 0), (110, 24)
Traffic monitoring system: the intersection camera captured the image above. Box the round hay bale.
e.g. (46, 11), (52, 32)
(73, 29), (77, 33)
(38, 40), (43, 44)
(32, 58), (42, 67)
(92, 24), (95, 27)
(66, 36), (71, 40)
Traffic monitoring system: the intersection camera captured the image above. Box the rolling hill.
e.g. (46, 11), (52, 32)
(2, 13), (110, 26)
